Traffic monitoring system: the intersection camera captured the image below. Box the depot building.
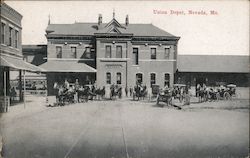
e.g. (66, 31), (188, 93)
(40, 13), (180, 95)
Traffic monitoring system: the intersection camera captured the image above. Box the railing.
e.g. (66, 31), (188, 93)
(25, 90), (47, 96)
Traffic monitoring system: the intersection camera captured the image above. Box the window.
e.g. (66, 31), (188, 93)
(136, 73), (143, 84)
(165, 47), (170, 59)
(116, 46), (122, 58)
(70, 47), (77, 58)
(1, 23), (5, 44)
(133, 48), (139, 65)
(56, 46), (62, 58)
(150, 73), (156, 87)
(164, 73), (170, 87)
(8, 27), (13, 46)
(106, 72), (111, 84)
(85, 47), (91, 58)
(105, 45), (111, 58)
(14, 30), (18, 48)
(117, 73), (121, 84)
(151, 48), (156, 59)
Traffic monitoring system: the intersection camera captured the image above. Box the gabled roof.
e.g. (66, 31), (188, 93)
(177, 55), (249, 73)
(46, 22), (177, 37)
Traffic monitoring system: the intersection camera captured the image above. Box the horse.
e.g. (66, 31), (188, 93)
(95, 86), (105, 100)
(197, 88), (209, 103)
(110, 85), (122, 100)
(77, 86), (90, 102)
(132, 85), (147, 101)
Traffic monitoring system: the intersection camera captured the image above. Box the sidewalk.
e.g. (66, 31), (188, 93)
(0, 96), (48, 121)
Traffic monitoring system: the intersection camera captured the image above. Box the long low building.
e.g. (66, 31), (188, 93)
(176, 55), (249, 87)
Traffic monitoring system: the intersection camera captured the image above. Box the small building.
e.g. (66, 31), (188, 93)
(40, 13), (180, 95)
(176, 55), (249, 87)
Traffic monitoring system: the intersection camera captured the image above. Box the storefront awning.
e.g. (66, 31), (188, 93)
(39, 60), (96, 73)
(0, 55), (44, 72)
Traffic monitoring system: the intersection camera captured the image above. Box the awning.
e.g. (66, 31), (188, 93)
(39, 60), (96, 73)
(0, 55), (44, 72)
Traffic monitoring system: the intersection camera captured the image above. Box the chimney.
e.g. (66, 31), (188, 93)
(125, 15), (129, 26)
(98, 14), (102, 25)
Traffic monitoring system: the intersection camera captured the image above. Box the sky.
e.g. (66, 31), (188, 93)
(5, 0), (250, 56)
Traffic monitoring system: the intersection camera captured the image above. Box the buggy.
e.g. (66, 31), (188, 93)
(156, 87), (172, 106)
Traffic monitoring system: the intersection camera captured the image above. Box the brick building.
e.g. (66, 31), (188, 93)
(40, 13), (180, 95)
(0, 3), (41, 111)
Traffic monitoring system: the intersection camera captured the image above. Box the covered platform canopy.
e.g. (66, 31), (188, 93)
(0, 55), (44, 72)
(39, 60), (96, 73)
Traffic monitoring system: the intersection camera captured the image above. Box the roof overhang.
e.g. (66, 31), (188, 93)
(0, 55), (44, 72)
(39, 60), (96, 73)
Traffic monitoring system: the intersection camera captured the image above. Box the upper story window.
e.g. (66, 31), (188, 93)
(132, 48), (139, 65)
(150, 73), (156, 87)
(14, 30), (18, 48)
(116, 46), (122, 58)
(151, 48), (156, 59)
(106, 72), (111, 84)
(70, 47), (77, 58)
(105, 45), (111, 58)
(1, 23), (5, 44)
(56, 46), (62, 58)
(165, 47), (170, 59)
(85, 47), (91, 59)
(117, 72), (121, 84)
(8, 27), (13, 46)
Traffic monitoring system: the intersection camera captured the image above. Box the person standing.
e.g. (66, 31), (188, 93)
(125, 87), (128, 97)
(75, 79), (80, 103)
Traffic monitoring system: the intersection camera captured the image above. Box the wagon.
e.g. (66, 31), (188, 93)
(224, 84), (237, 99)
(156, 88), (172, 106)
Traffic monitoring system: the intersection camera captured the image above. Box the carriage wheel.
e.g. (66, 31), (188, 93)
(224, 92), (231, 100)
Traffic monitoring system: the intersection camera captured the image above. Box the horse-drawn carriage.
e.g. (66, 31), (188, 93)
(156, 86), (172, 106)
(216, 84), (237, 100)
(49, 82), (106, 106)
(154, 84), (190, 107)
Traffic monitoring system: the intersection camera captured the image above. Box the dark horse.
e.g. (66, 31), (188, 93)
(110, 85), (122, 100)
(133, 85), (147, 101)
(77, 86), (90, 102)
(197, 88), (208, 103)
(95, 86), (106, 100)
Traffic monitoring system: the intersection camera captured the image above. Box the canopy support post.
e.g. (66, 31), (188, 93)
(23, 70), (26, 109)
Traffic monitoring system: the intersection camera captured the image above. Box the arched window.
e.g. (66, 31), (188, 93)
(164, 73), (170, 87)
(150, 73), (156, 87)
(106, 72), (111, 84)
(136, 73), (143, 84)
(117, 72), (121, 84)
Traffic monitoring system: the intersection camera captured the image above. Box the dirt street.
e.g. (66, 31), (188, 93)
(0, 96), (249, 158)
